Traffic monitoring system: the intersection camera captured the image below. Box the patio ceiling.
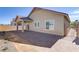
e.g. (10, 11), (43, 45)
(20, 17), (33, 21)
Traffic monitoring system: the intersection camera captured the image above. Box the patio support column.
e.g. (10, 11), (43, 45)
(16, 22), (18, 31)
(22, 20), (24, 32)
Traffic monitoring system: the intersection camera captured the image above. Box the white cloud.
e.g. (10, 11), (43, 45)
(69, 9), (79, 21)
(70, 9), (79, 14)
(73, 10), (79, 14)
(69, 14), (79, 21)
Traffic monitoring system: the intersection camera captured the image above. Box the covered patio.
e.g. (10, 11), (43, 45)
(15, 16), (33, 32)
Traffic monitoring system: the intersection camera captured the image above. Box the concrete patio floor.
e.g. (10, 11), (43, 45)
(12, 29), (79, 52)
(0, 28), (79, 52)
(7, 31), (63, 48)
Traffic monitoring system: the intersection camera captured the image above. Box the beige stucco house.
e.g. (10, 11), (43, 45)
(11, 7), (70, 36)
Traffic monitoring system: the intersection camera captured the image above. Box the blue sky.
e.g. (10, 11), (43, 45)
(0, 7), (79, 24)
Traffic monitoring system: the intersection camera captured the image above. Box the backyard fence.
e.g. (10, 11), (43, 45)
(0, 25), (27, 31)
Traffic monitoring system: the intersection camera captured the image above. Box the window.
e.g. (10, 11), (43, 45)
(46, 20), (54, 30)
(46, 21), (49, 29)
(38, 22), (39, 27)
(49, 23), (54, 30)
(34, 21), (39, 27)
(35, 22), (37, 27)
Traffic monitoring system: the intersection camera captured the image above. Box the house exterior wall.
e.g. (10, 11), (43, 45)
(77, 29), (79, 38)
(77, 27), (79, 38)
(11, 21), (16, 26)
(29, 9), (65, 36)
(11, 18), (16, 26)
(64, 17), (70, 36)
(76, 23), (79, 38)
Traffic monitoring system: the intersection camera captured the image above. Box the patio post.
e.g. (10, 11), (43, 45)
(22, 20), (24, 32)
(16, 22), (18, 31)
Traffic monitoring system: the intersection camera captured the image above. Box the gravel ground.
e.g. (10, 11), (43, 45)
(0, 40), (17, 52)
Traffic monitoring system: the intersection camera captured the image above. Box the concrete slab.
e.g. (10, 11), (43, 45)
(7, 31), (63, 48)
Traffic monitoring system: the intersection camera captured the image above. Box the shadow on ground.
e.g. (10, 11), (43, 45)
(73, 37), (79, 45)
(1, 31), (64, 48)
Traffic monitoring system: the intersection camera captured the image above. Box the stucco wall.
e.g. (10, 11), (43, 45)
(64, 17), (70, 36)
(76, 25), (79, 38)
(29, 9), (65, 36)
(77, 29), (79, 38)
